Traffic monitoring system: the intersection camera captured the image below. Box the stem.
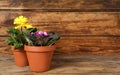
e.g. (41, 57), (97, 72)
(25, 36), (33, 46)
(20, 26), (23, 32)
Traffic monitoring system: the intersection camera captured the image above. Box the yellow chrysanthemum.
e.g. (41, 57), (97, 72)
(14, 16), (28, 25)
(14, 16), (33, 29)
(24, 23), (33, 29)
(15, 23), (33, 29)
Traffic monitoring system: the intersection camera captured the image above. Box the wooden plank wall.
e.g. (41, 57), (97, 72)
(0, 0), (120, 56)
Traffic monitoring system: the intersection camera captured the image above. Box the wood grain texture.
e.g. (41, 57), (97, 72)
(0, 0), (120, 55)
(0, 11), (120, 36)
(0, 37), (11, 56)
(55, 36), (120, 55)
(1, 56), (120, 74)
(0, 0), (120, 12)
(1, 36), (120, 55)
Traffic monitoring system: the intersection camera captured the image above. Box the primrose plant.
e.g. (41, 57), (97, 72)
(5, 16), (33, 49)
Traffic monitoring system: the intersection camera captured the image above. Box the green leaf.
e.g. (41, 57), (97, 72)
(5, 27), (25, 49)
(5, 37), (14, 45)
(14, 42), (23, 49)
(23, 28), (38, 46)
(45, 33), (60, 46)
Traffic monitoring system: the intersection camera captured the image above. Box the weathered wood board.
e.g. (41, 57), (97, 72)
(0, 0), (120, 56)
(0, 11), (120, 36)
(0, 0), (120, 12)
(1, 36), (120, 55)
(1, 56), (120, 74)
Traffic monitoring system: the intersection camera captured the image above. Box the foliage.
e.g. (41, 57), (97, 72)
(5, 15), (61, 49)
(5, 28), (25, 49)
(5, 16), (33, 49)
(23, 28), (60, 46)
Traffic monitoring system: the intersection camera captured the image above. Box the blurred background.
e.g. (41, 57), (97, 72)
(0, 0), (120, 56)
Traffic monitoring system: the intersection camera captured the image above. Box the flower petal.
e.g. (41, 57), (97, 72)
(24, 23), (33, 29)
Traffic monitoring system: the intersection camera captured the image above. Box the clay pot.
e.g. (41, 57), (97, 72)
(24, 45), (55, 72)
(11, 46), (29, 67)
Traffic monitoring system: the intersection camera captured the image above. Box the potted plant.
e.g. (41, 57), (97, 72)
(24, 28), (60, 72)
(5, 16), (33, 67)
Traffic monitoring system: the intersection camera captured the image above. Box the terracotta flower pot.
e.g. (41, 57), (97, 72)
(24, 45), (55, 72)
(11, 46), (29, 67)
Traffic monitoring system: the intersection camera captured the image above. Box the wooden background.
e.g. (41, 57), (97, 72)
(0, 0), (120, 56)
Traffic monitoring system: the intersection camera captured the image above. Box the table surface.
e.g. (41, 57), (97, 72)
(0, 55), (120, 75)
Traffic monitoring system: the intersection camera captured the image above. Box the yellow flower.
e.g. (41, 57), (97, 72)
(15, 23), (33, 29)
(14, 16), (33, 29)
(15, 25), (22, 29)
(24, 23), (33, 29)
(14, 16), (28, 25)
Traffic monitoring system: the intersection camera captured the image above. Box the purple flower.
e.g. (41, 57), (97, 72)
(35, 31), (43, 36)
(43, 32), (49, 37)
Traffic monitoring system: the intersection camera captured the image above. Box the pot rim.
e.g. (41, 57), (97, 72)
(24, 45), (56, 52)
(10, 46), (24, 52)
(24, 45), (55, 47)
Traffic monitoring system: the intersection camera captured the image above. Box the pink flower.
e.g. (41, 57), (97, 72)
(35, 31), (43, 36)
(43, 32), (49, 37)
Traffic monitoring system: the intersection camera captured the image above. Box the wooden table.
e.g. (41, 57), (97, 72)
(0, 55), (120, 75)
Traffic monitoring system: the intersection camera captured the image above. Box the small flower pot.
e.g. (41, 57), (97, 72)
(24, 45), (55, 72)
(11, 46), (29, 67)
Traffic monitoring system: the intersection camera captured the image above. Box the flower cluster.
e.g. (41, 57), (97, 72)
(33, 31), (49, 37)
(6, 15), (60, 49)
(14, 16), (33, 29)
(5, 16), (33, 49)
(25, 29), (60, 46)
